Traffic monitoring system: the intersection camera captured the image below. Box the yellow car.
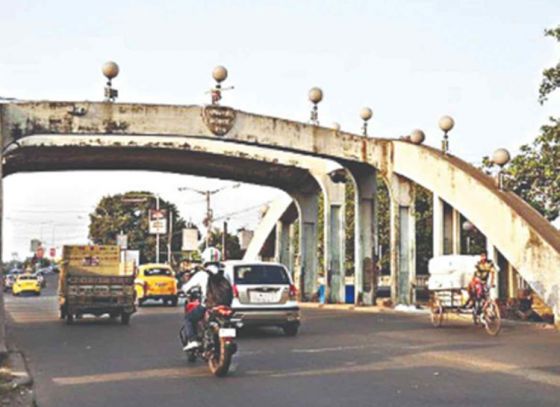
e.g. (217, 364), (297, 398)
(135, 264), (178, 306)
(12, 274), (42, 296)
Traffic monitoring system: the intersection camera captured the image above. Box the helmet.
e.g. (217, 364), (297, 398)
(201, 247), (221, 265)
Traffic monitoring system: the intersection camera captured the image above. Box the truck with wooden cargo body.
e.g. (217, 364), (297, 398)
(58, 245), (136, 325)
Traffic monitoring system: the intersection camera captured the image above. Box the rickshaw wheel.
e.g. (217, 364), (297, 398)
(430, 297), (444, 328)
(483, 299), (502, 336)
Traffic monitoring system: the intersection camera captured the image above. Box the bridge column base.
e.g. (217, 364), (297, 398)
(346, 167), (378, 306)
(291, 192), (319, 302)
(389, 174), (416, 306)
(320, 174), (346, 304)
(275, 220), (291, 268)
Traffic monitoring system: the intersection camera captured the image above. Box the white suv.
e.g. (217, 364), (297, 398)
(222, 261), (301, 336)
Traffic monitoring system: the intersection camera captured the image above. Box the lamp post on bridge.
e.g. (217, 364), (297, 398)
(439, 115), (455, 154)
(360, 107), (373, 136)
(308, 87), (323, 125)
(102, 61), (119, 102)
(492, 148), (511, 191)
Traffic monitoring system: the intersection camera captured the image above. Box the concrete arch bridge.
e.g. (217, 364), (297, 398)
(0, 101), (558, 324)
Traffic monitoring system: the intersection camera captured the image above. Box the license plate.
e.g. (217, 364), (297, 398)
(250, 292), (277, 303)
(219, 328), (236, 338)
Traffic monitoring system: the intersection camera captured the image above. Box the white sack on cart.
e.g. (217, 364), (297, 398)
(428, 255), (481, 290)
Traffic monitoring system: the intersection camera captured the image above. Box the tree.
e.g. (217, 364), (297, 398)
(88, 191), (186, 264)
(483, 26), (560, 222)
(204, 227), (243, 260)
(538, 26), (560, 105)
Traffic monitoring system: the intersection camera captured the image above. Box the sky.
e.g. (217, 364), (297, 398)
(1, 0), (559, 259)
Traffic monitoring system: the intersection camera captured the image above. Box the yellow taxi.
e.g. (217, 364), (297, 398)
(135, 264), (178, 306)
(12, 274), (42, 296)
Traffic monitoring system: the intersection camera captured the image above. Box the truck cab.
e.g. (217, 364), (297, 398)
(135, 264), (178, 306)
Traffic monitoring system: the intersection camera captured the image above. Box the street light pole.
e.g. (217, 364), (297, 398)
(155, 195), (160, 263)
(178, 183), (240, 249)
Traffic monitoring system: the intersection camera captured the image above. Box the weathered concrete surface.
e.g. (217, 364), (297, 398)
(244, 195), (293, 261)
(1, 101), (559, 321)
(391, 142), (560, 320)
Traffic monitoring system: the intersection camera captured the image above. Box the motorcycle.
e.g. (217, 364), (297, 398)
(180, 287), (241, 377)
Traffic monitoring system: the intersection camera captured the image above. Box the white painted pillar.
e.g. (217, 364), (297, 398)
(433, 194), (444, 257)
(390, 174), (416, 305)
(451, 208), (462, 254)
(315, 173), (346, 303)
(486, 240), (499, 299)
(291, 192), (319, 301)
(350, 168), (377, 306)
(288, 223), (296, 279)
(274, 220), (291, 268)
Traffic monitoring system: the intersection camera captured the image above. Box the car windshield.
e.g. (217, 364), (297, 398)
(144, 268), (173, 277)
(234, 265), (290, 285)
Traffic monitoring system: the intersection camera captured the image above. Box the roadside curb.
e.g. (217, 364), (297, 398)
(7, 351), (33, 388)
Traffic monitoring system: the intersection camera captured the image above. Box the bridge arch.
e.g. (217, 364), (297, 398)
(1, 101), (559, 321)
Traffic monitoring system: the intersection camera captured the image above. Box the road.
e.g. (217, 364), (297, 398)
(4, 274), (560, 407)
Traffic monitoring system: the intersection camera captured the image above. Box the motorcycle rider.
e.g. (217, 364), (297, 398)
(466, 250), (496, 308)
(181, 247), (233, 351)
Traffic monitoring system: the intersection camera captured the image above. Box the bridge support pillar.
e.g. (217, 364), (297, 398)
(390, 175), (416, 305)
(486, 240), (500, 299)
(319, 175), (346, 304)
(346, 168), (378, 306)
(291, 192), (319, 301)
(433, 194), (461, 255)
(0, 141), (5, 356)
(275, 220), (292, 268)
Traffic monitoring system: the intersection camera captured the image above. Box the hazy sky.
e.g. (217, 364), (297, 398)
(1, 0), (558, 259)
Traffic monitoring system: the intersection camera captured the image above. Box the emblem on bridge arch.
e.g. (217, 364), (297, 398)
(202, 105), (237, 136)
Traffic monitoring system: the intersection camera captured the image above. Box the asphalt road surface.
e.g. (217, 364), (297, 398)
(5, 274), (560, 407)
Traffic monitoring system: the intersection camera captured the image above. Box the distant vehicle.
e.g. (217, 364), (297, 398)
(58, 245), (136, 325)
(3, 273), (17, 292)
(135, 264), (178, 306)
(12, 274), (41, 296)
(222, 261), (300, 336)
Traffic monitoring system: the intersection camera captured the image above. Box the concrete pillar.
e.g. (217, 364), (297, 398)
(347, 168), (377, 306)
(288, 223), (296, 279)
(274, 220), (291, 268)
(434, 195), (461, 256)
(390, 175), (416, 305)
(451, 208), (461, 254)
(433, 194), (444, 257)
(486, 240), (499, 299)
(291, 192), (319, 301)
(0, 109), (6, 356)
(319, 175), (346, 304)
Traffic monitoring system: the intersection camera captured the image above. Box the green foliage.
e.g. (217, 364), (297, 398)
(482, 26), (560, 223)
(204, 227), (243, 260)
(504, 118), (560, 221)
(88, 191), (186, 264)
(538, 26), (560, 104)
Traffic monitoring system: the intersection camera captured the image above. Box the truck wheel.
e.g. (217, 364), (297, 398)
(60, 307), (67, 320)
(138, 298), (145, 307)
(170, 297), (178, 307)
(121, 312), (131, 325)
(66, 313), (74, 325)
